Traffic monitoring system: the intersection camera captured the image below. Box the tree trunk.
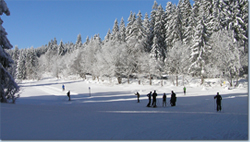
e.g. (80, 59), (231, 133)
(200, 75), (204, 85)
(117, 77), (122, 84)
(176, 75), (178, 86)
(127, 75), (130, 84)
(171, 74), (175, 86)
(235, 69), (240, 87)
(149, 75), (152, 85)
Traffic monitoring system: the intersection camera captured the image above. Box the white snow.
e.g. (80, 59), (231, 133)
(1, 76), (248, 141)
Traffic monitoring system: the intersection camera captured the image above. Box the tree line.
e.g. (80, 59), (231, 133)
(7, 0), (249, 89)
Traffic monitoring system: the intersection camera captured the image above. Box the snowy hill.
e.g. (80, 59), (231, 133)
(1, 76), (248, 140)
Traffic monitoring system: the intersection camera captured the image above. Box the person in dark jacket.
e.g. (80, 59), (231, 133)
(146, 91), (152, 107)
(67, 90), (71, 101)
(135, 92), (140, 103)
(214, 92), (222, 111)
(162, 93), (167, 107)
(152, 90), (157, 107)
(170, 91), (177, 106)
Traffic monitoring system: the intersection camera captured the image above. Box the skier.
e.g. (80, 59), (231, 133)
(183, 86), (186, 95)
(214, 92), (222, 111)
(146, 91), (152, 107)
(135, 92), (140, 103)
(170, 91), (177, 106)
(162, 93), (167, 107)
(62, 84), (65, 91)
(152, 90), (157, 107)
(67, 90), (71, 101)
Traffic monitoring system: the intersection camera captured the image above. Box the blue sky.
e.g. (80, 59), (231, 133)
(2, 0), (193, 49)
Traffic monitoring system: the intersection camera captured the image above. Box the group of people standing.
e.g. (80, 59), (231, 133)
(136, 87), (222, 112)
(144, 90), (177, 108)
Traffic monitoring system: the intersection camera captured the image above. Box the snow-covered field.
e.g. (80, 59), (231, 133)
(1, 76), (248, 141)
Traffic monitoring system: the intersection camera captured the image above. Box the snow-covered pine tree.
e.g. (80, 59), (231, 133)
(125, 11), (147, 83)
(119, 17), (126, 43)
(111, 19), (120, 42)
(6, 45), (19, 78)
(205, 0), (222, 33)
(13, 45), (19, 62)
(75, 34), (83, 49)
(151, 4), (166, 62)
(103, 29), (111, 44)
(181, 0), (193, 46)
(16, 50), (27, 80)
(183, 5), (195, 46)
(165, 2), (175, 49)
(165, 2), (181, 50)
(220, 0), (248, 47)
(126, 11), (136, 41)
(58, 40), (65, 56)
(165, 3), (182, 50)
(143, 13), (151, 52)
(83, 36), (90, 47)
(150, 5), (167, 62)
(0, 0), (19, 103)
(188, 17), (212, 85)
(53, 37), (58, 50)
(238, 0), (248, 53)
(181, 0), (192, 28)
(25, 47), (39, 80)
(148, 0), (158, 52)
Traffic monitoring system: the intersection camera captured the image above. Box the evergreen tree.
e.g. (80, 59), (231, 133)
(119, 17), (126, 43)
(25, 47), (38, 80)
(83, 36), (90, 47)
(16, 50), (27, 80)
(165, 3), (183, 49)
(7, 45), (19, 78)
(181, 0), (193, 46)
(151, 4), (166, 62)
(0, 0), (19, 103)
(58, 40), (65, 56)
(148, 0), (158, 51)
(125, 11), (147, 82)
(103, 29), (111, 44)
(126, 11), (136, 41)
(188, 18), (212, 85)
(111, 19), (120, 41)
(75, 34), (83, 49)
(143, 13), (151, 52)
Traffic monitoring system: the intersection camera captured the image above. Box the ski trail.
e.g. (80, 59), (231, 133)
(35, 85), (78, 96)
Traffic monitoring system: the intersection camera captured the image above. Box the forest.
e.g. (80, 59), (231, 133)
(6, 0), (249, 88)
